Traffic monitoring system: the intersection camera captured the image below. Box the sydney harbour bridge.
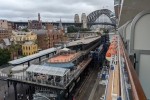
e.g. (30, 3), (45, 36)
(12, 9), (116, 29)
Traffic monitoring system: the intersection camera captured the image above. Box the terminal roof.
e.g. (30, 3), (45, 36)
(26, 65), (70, 76)
(9, 47), (56, 65)
(67, 36), (100, 47)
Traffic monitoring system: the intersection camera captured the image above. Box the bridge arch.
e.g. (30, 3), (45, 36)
(87, 9), (116, 24)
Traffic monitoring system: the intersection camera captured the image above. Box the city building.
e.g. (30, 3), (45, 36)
(0, 20), (12, 44)
(74, 14), (80, 23)
(22, 41), (38, 56)
(11, 31), (37, 44)
(33, 22), (67, 50)
(28, 13), (42, 29)
(0, 27), (9, 43)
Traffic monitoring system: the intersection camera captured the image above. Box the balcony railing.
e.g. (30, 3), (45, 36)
(118, 35), (147, 100)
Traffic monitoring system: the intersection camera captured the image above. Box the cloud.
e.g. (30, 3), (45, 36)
(0, 0), (114, 22)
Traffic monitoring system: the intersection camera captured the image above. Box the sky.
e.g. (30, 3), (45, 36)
(0, 0), (114, 22)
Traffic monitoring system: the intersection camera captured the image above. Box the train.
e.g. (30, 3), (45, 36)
(91, 33), (110, 67)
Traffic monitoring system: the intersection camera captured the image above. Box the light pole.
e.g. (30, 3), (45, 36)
(23, 64), (24, 79)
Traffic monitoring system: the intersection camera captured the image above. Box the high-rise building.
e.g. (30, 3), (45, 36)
(81, 13), (87, 28)
(74, 14), (80, 23)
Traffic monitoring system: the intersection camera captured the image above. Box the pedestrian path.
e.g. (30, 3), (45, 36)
(0, 83), (28, 100)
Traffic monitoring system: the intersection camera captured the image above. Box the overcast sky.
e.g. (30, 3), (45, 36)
(0, 0), (114, 22)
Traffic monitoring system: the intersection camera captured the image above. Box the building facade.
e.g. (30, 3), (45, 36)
(0, 20), (12, 41)
(33, 23), (67, 50)
(0, 27), (9, 43)
(22, 41), (38, 56)
(74, 14), (80, 23)
(28, 13), (42, 29)
(11, 31), (37, 44)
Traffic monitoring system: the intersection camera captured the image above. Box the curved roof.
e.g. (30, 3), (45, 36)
(44, 62), (74, 68)
(9, 47), (56, 65)
(26, 65), (70, 76)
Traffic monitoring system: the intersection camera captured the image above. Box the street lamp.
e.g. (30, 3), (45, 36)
(23, 64), (24, 79)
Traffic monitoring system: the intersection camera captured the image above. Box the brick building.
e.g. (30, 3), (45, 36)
(33, 23), (67, 50)
(28, 13), (42, 29)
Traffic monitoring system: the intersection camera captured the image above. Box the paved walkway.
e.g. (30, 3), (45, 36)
(0, 81), (29, 100)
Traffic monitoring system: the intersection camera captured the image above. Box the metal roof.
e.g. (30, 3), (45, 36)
(24, 41), (33, 45)
(3, 38), (11, 46)
(33, 30), (47, 34)
(9, 47), (56, 65)
(26, 65), (70, 76)
(67, 36), (100, 47)
(44, 62), (74, 68)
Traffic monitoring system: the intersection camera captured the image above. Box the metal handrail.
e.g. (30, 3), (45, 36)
(119, 35), (147, 100)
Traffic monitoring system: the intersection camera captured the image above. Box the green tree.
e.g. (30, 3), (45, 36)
(9, 44), (16, 60)
(22, 27), (28, 32)
(67, 26), (91, 33)
(35, 39), (40, 45)
(96, 32), (102, 36)
(15, 44), (21, 57)
(44, 37), (48, 49)
(0, 48), (10, 66)
(67, 34), (70, 38)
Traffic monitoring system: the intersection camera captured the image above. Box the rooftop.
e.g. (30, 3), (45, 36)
(67, 36), (100, 47)
(33, 29), (47, 34)
(9, 47), (56, 65)
(26, 65), (70, 77)
(24, 41), (33, 45)
(47, 53), (77, 63)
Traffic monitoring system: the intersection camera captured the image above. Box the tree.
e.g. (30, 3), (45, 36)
(9, 44), (16, 60)
(35, 39), (40, 45)
(15, 44), (22, 56)
(67, 34), (70, 38)
(96, 32), (102, 36)
(43, 37), (49, 49)
(67, 26), (91, 33)
(22, 27), (28, 32)
(0, 48), (10, 66)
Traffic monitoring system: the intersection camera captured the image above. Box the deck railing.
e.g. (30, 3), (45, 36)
(119, 35), (147, 100)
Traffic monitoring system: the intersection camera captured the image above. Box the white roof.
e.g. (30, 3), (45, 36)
(26, 65), (70, 76)
(61, 47), (70, 51)
(9, 47), (56, 65)
(24, 41), (33, 45)
(3, 38), (11, 46)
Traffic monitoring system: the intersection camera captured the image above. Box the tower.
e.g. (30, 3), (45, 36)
(74, 14), (80, 23)
(81, 13), (87, 28)
(58, 18), (63, 30)
(38, 13), (40, 22)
